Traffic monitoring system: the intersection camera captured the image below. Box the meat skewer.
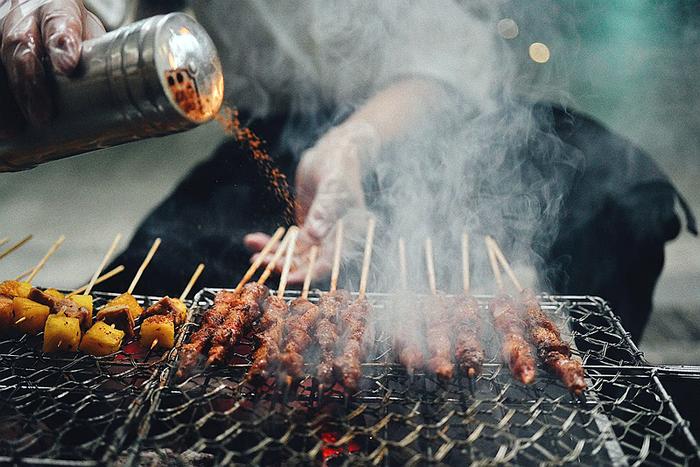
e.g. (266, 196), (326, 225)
(393, 238), (424, 375)
(206, 230), (294, 366)
(520, 289), (586, 395)
(278, 246), (321, 381)
(334, 217), (375, 392)
(316, 221), (348, 388)
(246, 227), (299, 382)
(176, 229), (284, 378)
(454, 232), (484, 379)
(423, 238), (454, 381)
(486, 238), (536, 384)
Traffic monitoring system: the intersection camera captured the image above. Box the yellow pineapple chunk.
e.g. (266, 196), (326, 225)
(139, 315), (175, 349)
(0, 281), (32, 299)
(44, 289), (65, 300)
(43, 314), (81, 352)
(13, 297), (50, 334)
(68, 295), (94, 328)
(105, 293), (143, 319)
(0, 296), (13, 330)
(79, 321), (124, 356)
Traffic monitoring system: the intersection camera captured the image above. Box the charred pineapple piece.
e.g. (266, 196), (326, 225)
(44, 289), (65, 300)
(95, 305), (135, 337)
(105, 293), (143, 319)
(140, 315), (175, 349)
(13, 297), (50, 334)
(0, 296), (13, 330)
(79, 321), (124, 356)
(142, 297), (188, 326)
(43, 314), (81, 352)
(0, 281), (31, 299)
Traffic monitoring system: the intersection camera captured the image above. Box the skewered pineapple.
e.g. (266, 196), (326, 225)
(140, 315), (175, 349)
(79, 321), (124, 356)
(104, 293), (143, 319)
(43, 314), (81, 352)
(0, 281), (31, 299)
(13, 297), (50, 334)
(0, 296), (13, 329)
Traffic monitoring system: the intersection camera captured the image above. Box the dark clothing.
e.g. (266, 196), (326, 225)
(106, 105), (694, 343)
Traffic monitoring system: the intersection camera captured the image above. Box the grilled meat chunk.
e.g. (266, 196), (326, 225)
(490, 295), (536, 384)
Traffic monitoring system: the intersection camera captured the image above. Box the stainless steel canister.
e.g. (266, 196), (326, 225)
(0, 12), (224, 172)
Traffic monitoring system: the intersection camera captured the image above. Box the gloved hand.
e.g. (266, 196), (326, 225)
(0, 0), (105, 137)
(245, 120), (381, 284)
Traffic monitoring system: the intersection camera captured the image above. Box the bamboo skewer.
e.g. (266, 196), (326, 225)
(0, 238), (8, 248)
(486, 237), (504, 293)
(257, 228), (295, 286)
(485, 236), (524, 292)
(424, 237), (437, 295)
(398, 238), (408, 291)
(180, 263), (205, 301)
(68, 266), (125, 297)
(0, 234), (32, 262)
(462, 232), (470, 295)
(26, 235), (65, 284)
(301, 246), (318, 300)
(235, 227), (285, 293)
(330, 220), (344, 292)
(277, 227), (300, 298)
(126, 238), (161, 295)
(358, 217), (376, 299)
(84, 234), (122, 297)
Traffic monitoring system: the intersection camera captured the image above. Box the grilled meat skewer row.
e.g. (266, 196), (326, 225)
(207, 283), (269, 366)
(334, 297), (371, 391)
(453, 296), (484, 378)
(520, 289), (586, 395)
(28, 287), (92, 330)
(316, 290), (351, 386)
(177, 289), (241, 378)
(490, 295), (536, 384)
(278, 297), (321, 379)
(425, 296), (454, 381)
(247, 296), (289, 382)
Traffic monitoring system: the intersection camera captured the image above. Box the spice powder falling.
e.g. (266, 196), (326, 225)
(216, 106), (296, 223)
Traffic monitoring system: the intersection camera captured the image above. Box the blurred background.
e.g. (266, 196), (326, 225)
(0, 0), (698, 363)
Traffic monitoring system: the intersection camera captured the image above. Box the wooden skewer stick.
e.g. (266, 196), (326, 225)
(424, 237), (437, 295)
(301, 246), (318, 300)
(485, 236), (523, 292)
(68, 265), (125, 297)
(358, 217), (376, 299)
(126, 238), (161, 295)
(150, 339), (159, 351)
(257, 229), (294, 285)
(277, 227), (300, 298)
(180, 263), (205, 301)
(26, 235), (66, 284)
(15, 316), (26, 325)
(0, 238), (8, 247)
(462, 232), (470, 295)
(234, 227), (285, 294)
(57, 340), (63, 349)
(14, 266), (34, 281)
(0, 234), (32, 262)
(330, 220), (344, 293)
(398, 238), (408, 291)
(84, 233), (122, 296)
(485, 237), (504, 293)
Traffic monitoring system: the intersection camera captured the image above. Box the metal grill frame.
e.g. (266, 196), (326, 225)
(0, 289), (696, 466)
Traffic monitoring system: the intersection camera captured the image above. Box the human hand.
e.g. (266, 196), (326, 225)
(245, 121), (381, 284)
(0, 0), (105, 137)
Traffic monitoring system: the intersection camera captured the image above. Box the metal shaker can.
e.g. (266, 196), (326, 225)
(0, 12), (224, 172)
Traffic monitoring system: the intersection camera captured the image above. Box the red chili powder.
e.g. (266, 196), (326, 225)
(216, 106), (296, 223)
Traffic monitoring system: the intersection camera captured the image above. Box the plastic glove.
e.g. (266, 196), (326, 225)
(0, 0), (105, 137)
(245, 121), (381, 284)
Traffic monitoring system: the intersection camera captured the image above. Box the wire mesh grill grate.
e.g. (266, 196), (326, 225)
(0, 289), (696, 466)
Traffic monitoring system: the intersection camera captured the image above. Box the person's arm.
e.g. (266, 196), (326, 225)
(244, 77), (453, 283)
(0, 0), (104, 137)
